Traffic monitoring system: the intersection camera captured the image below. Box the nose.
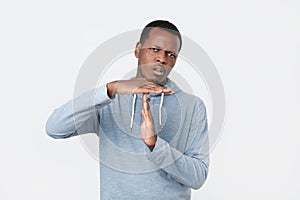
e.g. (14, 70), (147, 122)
(156, 51), (167, 65)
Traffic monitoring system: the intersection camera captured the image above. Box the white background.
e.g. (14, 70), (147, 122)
(1, 0), (300, 199)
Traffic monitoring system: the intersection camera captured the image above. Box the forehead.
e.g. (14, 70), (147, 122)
(142, 27), (180, 53)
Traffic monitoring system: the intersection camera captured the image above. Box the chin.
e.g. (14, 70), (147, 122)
(147, 77), (166, 86)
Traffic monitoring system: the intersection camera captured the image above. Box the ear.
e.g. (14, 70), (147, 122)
(134, 42), (141, 58)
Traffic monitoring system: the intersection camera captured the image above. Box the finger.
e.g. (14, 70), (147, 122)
(141, 109), (151, 124)
(162, 88), (174, 94)
(142, 94), (149, 110)
(142, 85), (163, 92)
(144, 86), (173, 94)
(141, 109), (146, 120)
(142, 93), (147, 102)
(142, 84), (158, 88)
(133, 86), (173, 94)
(133, 88), (162, 94)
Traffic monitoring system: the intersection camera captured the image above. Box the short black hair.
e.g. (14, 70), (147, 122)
(139, 20), (182, 52)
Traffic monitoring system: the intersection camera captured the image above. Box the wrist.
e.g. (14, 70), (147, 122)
(106, 81), (118, 98)
(143, 135), (157, 151)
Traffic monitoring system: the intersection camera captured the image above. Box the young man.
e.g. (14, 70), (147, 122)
(46, 20), (209, 199)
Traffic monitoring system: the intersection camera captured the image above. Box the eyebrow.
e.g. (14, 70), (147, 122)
(152, 45), (178, 56)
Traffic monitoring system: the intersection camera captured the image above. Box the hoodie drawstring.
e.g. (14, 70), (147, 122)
(159, 93), (164, 130)
(130, 94), (137, 133)
(130, 93), (164, 132)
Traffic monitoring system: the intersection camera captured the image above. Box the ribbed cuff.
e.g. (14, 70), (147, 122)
(145, 136), (182, 168)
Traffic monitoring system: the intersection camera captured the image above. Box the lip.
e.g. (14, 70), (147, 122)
(152, 66), (164, 76)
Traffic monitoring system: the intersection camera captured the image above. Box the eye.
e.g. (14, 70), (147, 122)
(167, 52), (177, 59)
(149, 47), (160, 52)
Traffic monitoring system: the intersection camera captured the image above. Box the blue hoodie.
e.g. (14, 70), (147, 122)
(46, 79), (209, 200)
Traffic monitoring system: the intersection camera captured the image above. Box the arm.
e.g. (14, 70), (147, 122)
(46, 79), (172, 139)
(145, 101), (209, 189)
(45, 84), (112, 139)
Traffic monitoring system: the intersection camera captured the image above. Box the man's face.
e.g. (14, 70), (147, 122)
(135, 27), (180, 85)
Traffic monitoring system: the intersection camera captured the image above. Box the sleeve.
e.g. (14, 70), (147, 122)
(45, 84), (112, 139)
(145, 100), (209, 189)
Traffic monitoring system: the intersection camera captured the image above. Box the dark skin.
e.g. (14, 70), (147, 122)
(107, 27), (180, 149)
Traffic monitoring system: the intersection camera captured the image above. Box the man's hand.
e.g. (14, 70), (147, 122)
(107, 78), (173, 98)
(141, 93), (157, 149)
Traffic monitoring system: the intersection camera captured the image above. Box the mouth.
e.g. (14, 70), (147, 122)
(152, 66), (164, 76)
